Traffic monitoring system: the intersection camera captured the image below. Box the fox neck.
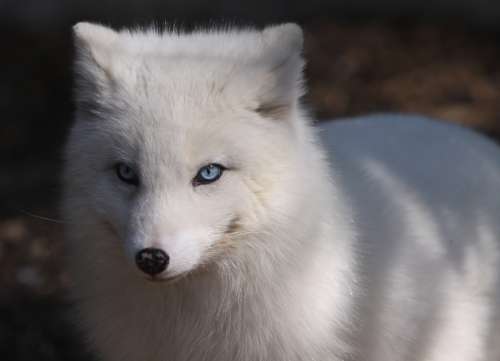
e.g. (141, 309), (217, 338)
(142, 150), (355, 359)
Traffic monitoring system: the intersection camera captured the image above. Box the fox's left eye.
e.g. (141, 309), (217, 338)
(193, 164), (225, 186)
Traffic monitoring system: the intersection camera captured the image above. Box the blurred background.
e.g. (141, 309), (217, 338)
(1, 1), (500, 360)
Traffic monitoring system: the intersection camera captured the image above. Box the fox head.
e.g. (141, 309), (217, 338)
(64, 23), (320, 283)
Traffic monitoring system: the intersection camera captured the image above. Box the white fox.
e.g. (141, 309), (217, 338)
(63, 22), (500, 361)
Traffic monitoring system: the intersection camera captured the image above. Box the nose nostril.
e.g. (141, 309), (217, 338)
(135, 248), (169, 276)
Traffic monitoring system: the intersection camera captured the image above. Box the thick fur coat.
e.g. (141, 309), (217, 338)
(62, 23), (500, 361)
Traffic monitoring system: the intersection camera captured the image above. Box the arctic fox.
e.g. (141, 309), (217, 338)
(63, 22), (500, 361)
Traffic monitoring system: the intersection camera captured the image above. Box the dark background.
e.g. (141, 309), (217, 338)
(1, 1), (500, 360)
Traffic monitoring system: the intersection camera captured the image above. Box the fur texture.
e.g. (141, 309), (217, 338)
(63, 23), (500, 361)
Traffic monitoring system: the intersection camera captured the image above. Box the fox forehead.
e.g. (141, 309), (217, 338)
(110, 59), (245, 124)
(96, 91), (265, 178)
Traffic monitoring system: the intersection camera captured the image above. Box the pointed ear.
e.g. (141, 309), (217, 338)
(73, 22), (119, 116)
(254, 23), (305, 119)
(73, 22), (118, 72)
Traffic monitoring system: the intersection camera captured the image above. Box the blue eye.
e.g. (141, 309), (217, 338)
(115, 163), (139, 186)
(193, 164), (224, 186)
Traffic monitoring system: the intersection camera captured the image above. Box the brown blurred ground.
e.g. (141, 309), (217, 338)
(1, 20), (500, 361)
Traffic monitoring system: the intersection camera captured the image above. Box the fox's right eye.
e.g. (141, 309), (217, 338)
(115, 163), (139, 186)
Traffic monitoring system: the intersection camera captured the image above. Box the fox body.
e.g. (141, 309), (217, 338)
(63, 23), (500, 361)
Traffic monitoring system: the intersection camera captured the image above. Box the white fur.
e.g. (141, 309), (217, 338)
(63, 22), (500, 361)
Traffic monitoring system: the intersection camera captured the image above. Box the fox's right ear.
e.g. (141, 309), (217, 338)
(73, 22), (118, 73)
(73, 22), (119, 115)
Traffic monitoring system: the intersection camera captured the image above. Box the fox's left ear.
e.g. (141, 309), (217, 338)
(254, 23), (305, 119)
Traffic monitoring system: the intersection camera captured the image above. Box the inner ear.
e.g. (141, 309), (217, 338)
(252, 54), (305, 119)
(254, 100), (291, 119)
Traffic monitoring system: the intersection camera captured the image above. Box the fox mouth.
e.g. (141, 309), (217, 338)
(145, 273), (187, 285)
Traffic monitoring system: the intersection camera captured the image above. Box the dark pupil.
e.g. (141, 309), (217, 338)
(122, 166), (131, 178)
(193, 163), (223, 186)
(203, 166), (216, 178)
(117, 163), (138, 185)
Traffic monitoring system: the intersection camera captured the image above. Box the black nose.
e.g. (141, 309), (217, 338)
(135, 248), (169, 276)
